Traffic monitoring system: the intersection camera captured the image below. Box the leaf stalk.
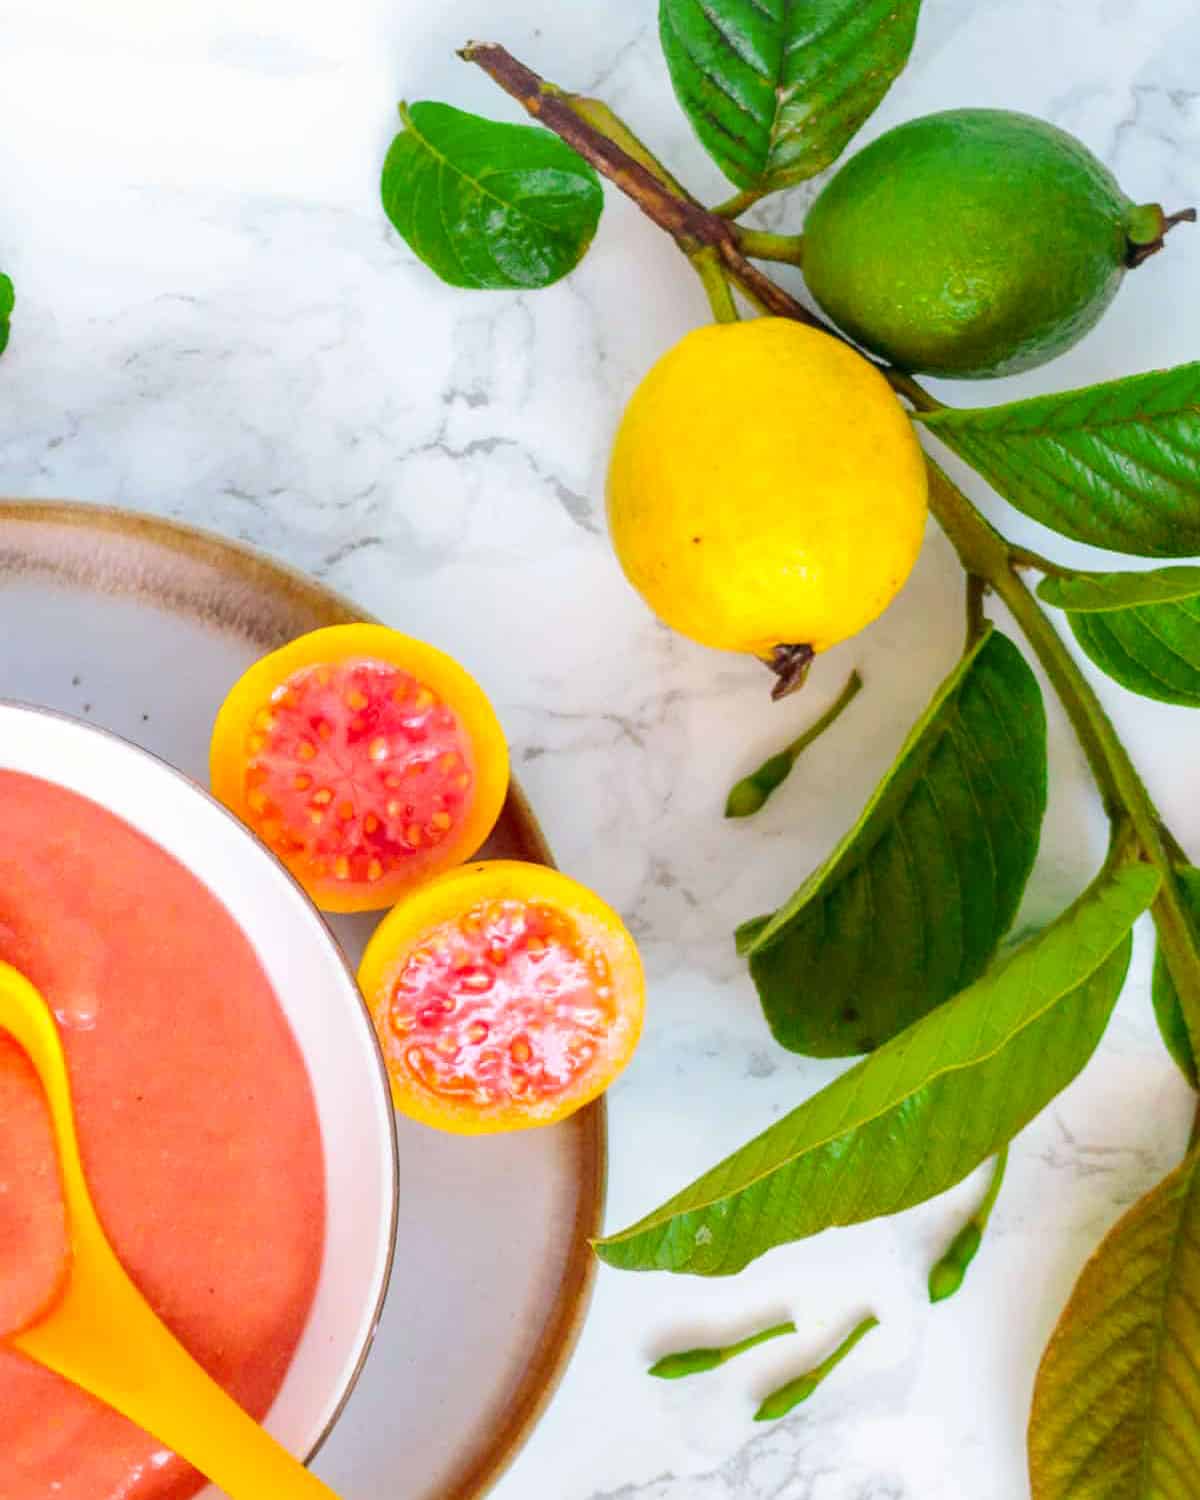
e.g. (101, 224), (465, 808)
(560, 93), (692, 200)
(690, 247), (739, 322)
(713, 187), (767, 218)
(1008, 546), (1078, 579)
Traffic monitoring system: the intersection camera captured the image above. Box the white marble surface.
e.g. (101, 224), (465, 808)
(1, 1), (1199, 1496)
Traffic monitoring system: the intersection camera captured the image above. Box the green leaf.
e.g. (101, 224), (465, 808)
(1152, 867), (1200, 1090)
(659, 0), (922, 193)
(1039, 570), (1200, 614)
(595, 862), (1157, 1276)
(739, 629), (1046, 1057)
(918, 364), (1200, 558)
(1038, 568), (1200, 708)
(0, 274), (13, 357)
(1029, 1142), (1200, 1499)
(381, 101), (603, 290)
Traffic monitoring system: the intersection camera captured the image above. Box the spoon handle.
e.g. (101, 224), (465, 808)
(1, 962), (340, 1500)
(16, 1239), (340, 1499)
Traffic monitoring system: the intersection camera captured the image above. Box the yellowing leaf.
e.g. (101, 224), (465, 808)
(1030, 1143), (1200, 1498)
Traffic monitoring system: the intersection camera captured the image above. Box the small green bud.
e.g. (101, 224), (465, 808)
(754, 1372), (820, 1421)
(646, 1318), (796, 1381)
(722, 671), (861, 820)
(725, 776), (770, 819)
(753, 1315), (878, 1422)
(648, 1347), (725, 1379)
(928, 1222), (983, 1303)
(928, 1148), (1007, 1308)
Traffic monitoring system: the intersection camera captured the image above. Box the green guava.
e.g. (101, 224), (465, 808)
(802, 109), (1193, 379)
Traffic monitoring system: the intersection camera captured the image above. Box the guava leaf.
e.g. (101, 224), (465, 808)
(595, 862), (1156, 1276)
(0, 275), (13, 357)
(919, 364), (1200, 558)
(659, 0), (923, 193)
(1038, 568), (1200, 708)
(1152, 867), (1200, 1091)
(738, 628), (1046, 1057)
(381, 101), (603, 290)
(1039, 571), (1200, 614)
(1029, 1142), (1200, 1499)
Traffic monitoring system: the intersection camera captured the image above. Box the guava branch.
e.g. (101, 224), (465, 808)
(462, 36), (1200, 1055)
(458, 42), (822, 326)
(927, 459), (1200, 1061)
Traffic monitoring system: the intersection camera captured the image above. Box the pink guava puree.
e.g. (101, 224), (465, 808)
(0, 770), (326, 1500)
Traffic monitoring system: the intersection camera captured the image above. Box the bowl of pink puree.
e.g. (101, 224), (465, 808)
(0, 700), (398, 1500)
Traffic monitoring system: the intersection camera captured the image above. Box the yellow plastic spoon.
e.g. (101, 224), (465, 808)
(0, 959), (341, 1499)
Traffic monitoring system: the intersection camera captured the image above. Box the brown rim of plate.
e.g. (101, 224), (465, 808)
(0, 498), (608, 1500)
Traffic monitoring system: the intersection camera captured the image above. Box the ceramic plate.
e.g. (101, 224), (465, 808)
(0, 500), (604, 1500)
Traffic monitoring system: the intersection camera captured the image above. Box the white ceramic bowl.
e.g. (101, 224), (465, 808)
(0, 700), (398, 1486)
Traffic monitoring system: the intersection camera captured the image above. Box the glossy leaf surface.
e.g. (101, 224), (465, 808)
(740, 629), (1046, 1056)
(596, 863), (1155, 1275)
(381, 101), (603, 289)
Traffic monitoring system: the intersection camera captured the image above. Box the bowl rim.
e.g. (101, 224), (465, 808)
(0, 694), (400, 1467)
(0, 496), (608, 1500)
